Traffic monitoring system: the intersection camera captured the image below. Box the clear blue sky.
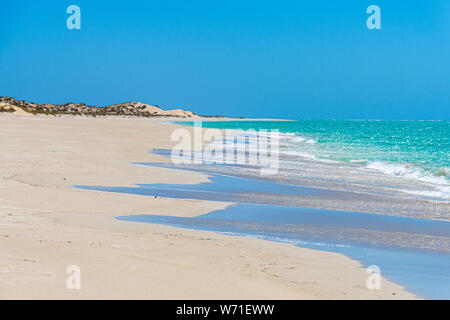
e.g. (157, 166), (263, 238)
(1, 0), (449, 119)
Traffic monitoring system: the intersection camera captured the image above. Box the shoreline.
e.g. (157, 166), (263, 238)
(0, 114), (417, 299)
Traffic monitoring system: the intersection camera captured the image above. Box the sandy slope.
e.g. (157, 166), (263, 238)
(0, 114), (417, 299)
(0, 103), (31, 115)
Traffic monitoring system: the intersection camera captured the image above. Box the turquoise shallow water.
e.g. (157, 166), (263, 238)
(177, 120), (450, 200)
(179, 120), (450, 169)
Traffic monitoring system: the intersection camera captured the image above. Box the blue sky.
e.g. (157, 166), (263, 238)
(1, 0), (449, 119)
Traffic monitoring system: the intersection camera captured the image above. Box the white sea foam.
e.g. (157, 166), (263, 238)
(366, 161), (448, 184)
(366, 161), (450, 200)
(288, 134), (317, 144)
(282, 151), (317, 160)
(350, 159), (368, 164)
(401, 188), (450, 200)
(291, 136), (306, 143)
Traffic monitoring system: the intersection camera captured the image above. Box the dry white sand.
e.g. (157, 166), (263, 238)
(0, 114), (418, 299)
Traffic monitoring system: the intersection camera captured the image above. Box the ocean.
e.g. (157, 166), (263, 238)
(178, 120), (450, 202)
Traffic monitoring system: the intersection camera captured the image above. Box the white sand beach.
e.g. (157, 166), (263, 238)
(0, 114), (418, 299)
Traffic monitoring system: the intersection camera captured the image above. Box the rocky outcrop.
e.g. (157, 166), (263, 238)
(0, 97), (198, 118)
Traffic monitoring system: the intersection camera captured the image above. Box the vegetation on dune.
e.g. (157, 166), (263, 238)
(0, 97), (199, 118)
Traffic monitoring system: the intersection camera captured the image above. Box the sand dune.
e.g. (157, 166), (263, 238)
(0, 103), (31, 115)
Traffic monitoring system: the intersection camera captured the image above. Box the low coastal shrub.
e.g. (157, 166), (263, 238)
(0, 106), (15, 113)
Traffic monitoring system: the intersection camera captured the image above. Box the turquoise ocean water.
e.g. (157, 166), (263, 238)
(178, 120), (450, 200)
